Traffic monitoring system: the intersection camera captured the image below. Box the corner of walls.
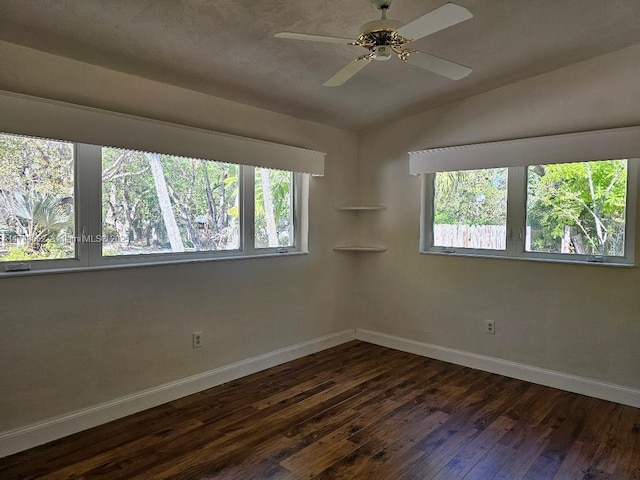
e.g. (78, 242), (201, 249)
(354, 43), (640, 392)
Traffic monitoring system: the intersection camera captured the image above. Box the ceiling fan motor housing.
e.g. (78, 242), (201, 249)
(359, 18), (404, 36)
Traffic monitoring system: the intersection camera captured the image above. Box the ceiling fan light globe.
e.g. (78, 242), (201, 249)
(373, 45), (392, 61)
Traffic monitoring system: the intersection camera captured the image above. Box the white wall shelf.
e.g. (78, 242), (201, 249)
(333, 246), (387, 252)
(334, 204), (387, 253)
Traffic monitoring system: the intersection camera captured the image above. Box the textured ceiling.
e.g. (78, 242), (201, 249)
(0, 0), (639, 130)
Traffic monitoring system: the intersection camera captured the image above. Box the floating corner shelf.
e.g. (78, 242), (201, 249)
(333, 204), (387, 253)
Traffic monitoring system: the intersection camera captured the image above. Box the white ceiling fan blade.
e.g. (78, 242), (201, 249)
(397, 3), (473, 41)
(275, 32), (355, 45)
(405, 51), (472, 80)
(323, 58), (372, 87)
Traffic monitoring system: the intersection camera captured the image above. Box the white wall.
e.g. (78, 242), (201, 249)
(356, 44), (640, 390)
(0, 41), (359, 432)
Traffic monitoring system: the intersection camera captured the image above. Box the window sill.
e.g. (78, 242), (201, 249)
(0, 250), (308, 278)
(419, 249), (634, 268)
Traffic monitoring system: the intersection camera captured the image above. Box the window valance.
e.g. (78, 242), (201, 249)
(409, 126), (640, 175)
(0, 90), (326, 176)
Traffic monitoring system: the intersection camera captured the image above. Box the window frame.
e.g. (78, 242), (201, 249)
(1, 139), (308, 275)
(420, 159), (638, 266)
(249, 166), (300, 254)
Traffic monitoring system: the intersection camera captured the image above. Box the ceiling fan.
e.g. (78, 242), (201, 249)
(275, 0), (473, 87)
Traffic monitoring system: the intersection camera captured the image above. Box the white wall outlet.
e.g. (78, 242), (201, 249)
(192, 331), (203, 349)
(485, 320), (496, 335)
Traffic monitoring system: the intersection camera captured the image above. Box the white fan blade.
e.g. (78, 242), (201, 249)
(397, 3), (473, 41)
(275, 32), (355, 45)
(405, 51), (472, 80)
(323, 58), (372, 87)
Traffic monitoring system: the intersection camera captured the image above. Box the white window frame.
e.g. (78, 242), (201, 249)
(1, 140), (309, 275)
(420, 159), (637, 266)
(243, 166), (302, 256)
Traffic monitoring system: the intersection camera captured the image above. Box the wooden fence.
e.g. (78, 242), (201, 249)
(434, 224), (507, 250)
(434, 224), (537, 250)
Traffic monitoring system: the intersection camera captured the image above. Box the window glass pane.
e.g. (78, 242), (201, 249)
(255, 168), (293, 248)
(526, 160), (627, 256)
(0, 133), (75, 262)
(102, 148), (239, 256)
(433, 168), (508, 250)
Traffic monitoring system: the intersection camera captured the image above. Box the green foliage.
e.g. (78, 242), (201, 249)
(10, 192), (73, 235)
(255, 168), (292, 247)
(1, 238), (72, 261)
(434, 168), (508, 226)
(527, 160), (627, 255)
(2, 245), (31, 261)
(0, 134), (73, 197)
(0, 133), (74, 259)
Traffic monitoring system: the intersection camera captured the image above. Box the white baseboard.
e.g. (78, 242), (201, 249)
(0, 328), (356, 458)
(356, 328), (640, 409)
(4, 327), (637, 459)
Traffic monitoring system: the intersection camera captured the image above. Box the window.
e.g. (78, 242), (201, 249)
(102, 148), (240, 256)
(254, 168), (293, 249)
(525, 160), (627, 257)
(433, 168), (507, 250)
(1, 133), (307, 274)
(422, 159), (637, 265)
(0, 133), (76, 267)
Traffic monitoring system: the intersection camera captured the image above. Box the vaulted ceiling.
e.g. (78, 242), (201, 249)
(0, 0), (639, 130)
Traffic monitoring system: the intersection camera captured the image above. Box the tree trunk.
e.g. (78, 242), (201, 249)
(586, 163), (607, 255)
(167, 184), (201, 251)
(147, 153), (184, 252)
(562, 225), (571, 253)
(202, 161), (217, 228)
(122, 189), (134, 244)
(570, 227), (587, 254)
(217, 170), (229, 232)
(259, 168), (278, 247)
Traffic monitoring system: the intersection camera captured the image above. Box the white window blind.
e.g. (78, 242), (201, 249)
(409, 126), (640, 175)
(0, 90), (326, 176)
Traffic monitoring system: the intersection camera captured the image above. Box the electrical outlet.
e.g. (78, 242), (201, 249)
(485, 320), (496, 335)
(193, 331), (203, 349)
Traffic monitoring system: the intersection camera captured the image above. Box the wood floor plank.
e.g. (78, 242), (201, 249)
(552, 398), (619, 479)
(195, 354), (431, 478)
(523, 394), (591, 479)
(398, 372), (532, 478)
(319, 410), (451, 479)
(430, 414), (515, 479)
(38, 419), (205, 480)
(130, 354), (410, 478)
(1, 341), (637, 480)
(491, 423), (556, 480)
(587, 402), (639, 478)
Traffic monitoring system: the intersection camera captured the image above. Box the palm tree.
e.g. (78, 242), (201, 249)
(3, 192), (73, 252)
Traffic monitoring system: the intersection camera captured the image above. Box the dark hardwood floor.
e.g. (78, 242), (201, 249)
(1, 341), (639, 479)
